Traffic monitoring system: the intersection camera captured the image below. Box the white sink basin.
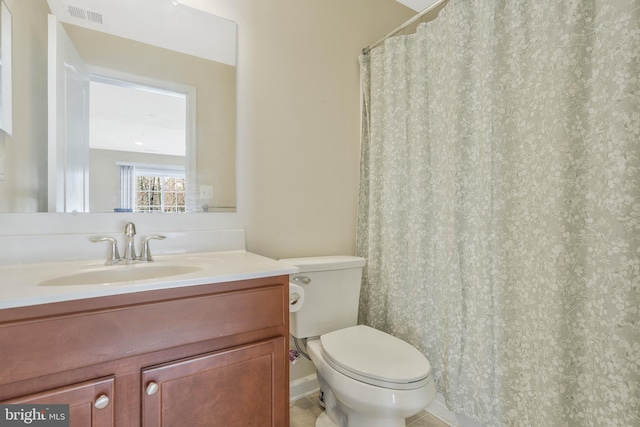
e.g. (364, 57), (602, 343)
(39, 264), (204, 286)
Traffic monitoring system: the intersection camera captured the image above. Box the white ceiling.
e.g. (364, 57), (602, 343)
(395, 0), (441, 12)
(89, 81), (187, 157)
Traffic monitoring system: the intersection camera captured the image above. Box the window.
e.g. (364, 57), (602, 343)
(120, 164), (186, 213)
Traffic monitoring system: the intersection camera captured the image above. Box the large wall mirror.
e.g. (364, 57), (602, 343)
(0, 0), (236, 213)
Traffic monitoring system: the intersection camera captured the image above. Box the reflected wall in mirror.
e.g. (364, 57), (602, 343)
(0, 0), (236, 213)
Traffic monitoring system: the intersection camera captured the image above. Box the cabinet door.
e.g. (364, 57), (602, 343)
(3, 377), (114, 427)
(142, 338), (286, 427)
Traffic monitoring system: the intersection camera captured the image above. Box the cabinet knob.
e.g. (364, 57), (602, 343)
(94, 394), (110, 409)
(146, 381), (159, 396)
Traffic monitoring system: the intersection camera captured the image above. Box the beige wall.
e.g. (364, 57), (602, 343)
(209, 0), (414, 259)
(0, 0), (48, 212)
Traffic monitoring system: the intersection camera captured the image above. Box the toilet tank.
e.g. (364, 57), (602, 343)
(280, 256), (366, 339)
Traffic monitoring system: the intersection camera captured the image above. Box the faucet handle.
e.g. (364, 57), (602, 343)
(139, 235), (167, 262)
(90, 236), (121, 265)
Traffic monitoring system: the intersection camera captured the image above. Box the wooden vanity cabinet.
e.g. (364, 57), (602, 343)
(0, 275), (290, 427)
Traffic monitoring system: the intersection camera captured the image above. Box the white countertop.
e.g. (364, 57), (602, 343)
(0, 250), (299, 310)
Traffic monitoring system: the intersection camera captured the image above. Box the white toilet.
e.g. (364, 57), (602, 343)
(282, 256), (436, 427)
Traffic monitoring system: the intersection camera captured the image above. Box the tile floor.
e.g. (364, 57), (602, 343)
(290, 392), (450, 427)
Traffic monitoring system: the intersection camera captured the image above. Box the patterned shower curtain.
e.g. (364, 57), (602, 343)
(356, 0), (639, 426)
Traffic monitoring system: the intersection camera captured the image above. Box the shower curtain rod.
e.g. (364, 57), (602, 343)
(362, 0), (448, 55)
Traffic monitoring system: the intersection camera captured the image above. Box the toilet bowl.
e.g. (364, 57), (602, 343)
(282, 256), (436, 427)
(307, 326), (435, 427)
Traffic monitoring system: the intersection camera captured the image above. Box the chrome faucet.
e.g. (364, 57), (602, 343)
(91, 222), (166, 265)
(123, 222), (137, 261)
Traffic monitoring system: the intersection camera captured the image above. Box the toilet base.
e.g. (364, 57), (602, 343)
(315, 383), (407, 427)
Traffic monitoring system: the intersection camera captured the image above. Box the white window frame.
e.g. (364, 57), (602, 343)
(119, 162), (186, 213)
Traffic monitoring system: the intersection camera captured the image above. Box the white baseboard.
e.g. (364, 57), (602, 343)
(290, 374), (320, 403)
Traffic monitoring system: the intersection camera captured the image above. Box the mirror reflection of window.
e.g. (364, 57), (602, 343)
(136, 175), (186, 213)
(118, 164), (186, 213)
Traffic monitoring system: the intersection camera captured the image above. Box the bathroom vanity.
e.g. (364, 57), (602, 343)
(0, 250), (296, 426)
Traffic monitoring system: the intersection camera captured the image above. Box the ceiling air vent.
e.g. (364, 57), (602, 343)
(65, 3), (104, 25)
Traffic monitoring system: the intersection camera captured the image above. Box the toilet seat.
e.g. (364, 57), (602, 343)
(320, 325), (432, 390)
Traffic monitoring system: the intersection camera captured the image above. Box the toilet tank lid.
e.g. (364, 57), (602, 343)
(279, 256), (366, 273)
